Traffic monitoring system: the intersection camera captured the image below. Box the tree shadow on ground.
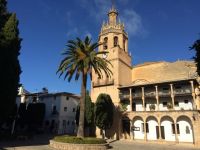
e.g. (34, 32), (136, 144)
(0, 134), (55, 149)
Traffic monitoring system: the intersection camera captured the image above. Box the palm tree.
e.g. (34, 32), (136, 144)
(57, 36), (112, 137)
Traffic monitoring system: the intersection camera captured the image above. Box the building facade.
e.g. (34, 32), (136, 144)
(17, 88), (79, 135)
(90, 6), (200, 147)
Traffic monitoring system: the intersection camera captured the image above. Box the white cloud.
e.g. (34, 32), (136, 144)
(121, 9), (147, 37)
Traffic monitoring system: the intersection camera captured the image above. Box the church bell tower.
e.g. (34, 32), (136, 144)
(91, 6), (132, 105)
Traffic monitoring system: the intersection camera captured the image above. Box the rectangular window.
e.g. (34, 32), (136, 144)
(172, 123), (175, 134)
(64, 107), (67, 111)
(72, 108), (75, 112)
(184, 100), (189, 103)
(177, 124), (180, 134)
(63, 120), (66, 128)
(66, 96), (69, 100)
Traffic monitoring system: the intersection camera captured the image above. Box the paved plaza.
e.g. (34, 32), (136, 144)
(0, 135), (199, 150)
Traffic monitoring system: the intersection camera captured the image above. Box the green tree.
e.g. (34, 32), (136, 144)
(95, 93), (114, 139)
(85, 91), (94, 127)
(57, 36), (112, 137)
(0, 0), (21, 123)
(190, 38), (200, 76)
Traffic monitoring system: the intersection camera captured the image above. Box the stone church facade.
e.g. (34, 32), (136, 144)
(90, 6), (200, 147)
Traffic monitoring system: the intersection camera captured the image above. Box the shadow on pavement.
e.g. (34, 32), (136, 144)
(0, 134), (54, 149)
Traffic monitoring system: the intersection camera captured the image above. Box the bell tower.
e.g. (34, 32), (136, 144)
(91, 5), (132, 105)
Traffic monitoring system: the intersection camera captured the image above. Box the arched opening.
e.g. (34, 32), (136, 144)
(123, 36), (126, 51)
(132, 116), (144, 140)
(103, 37), (108, 50)
(146, 116), (158, 140)
(176, 115), (194, 143)
(122, 116), (130, 139)
(113, 36), (118, 47)
(160, 116), (175, 141)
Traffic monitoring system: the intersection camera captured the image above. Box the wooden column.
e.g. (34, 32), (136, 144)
(129, 88), (133, 111)
(170, 84), (175, 109)
(142, 87), (145, 111)
(155, 85), (159, 111)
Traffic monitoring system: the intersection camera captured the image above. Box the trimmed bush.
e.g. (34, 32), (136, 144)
(53, 135), (106, 144)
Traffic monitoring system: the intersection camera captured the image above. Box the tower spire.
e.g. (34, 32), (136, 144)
(108, 0), (118, 25)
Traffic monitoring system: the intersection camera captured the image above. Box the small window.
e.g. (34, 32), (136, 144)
(174, 101), (179, 106)
(64, 107), (67, 111)
(67, 120), (70, 125)
(66, 96), (69, 100)
(53, 106), (57, 111)
(163, 102), (167, 106)
(184, 100), (189, 103)
(72, 108), (76, 112)
(63, 120), (66, 128)
(186, 126), (190, 134)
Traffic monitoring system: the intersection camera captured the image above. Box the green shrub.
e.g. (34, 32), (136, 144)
(53, 135), (106, 144)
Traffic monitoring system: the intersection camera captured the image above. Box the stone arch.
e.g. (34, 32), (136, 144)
(132, 116), (144, 140)
(176, 115), (194, 143)
(121, 116), (130, 139)
(103, 37), (108, 50)
(146, 116), (159, 140)
(160, 115), (175, 141)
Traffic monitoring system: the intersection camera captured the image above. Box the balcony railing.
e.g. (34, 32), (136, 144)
(158, 91), (171, 96)
(93, 79), (114, 87)
(133, 93), (142, 98)
(145, 91), (156, 97)
(174, 89), (192, 95)
(119, 93), (129, 99)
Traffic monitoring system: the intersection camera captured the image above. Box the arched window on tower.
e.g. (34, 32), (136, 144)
(103, 37), (108, 50)
(114, 36), (118, 47)
(123, 38), (126, 51)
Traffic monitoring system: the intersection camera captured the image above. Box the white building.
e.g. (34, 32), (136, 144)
(16, 87), (80, 135)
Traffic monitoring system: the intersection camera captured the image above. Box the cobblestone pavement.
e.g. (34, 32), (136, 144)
(108, 140), (199, 150)
(1, 137), (199, 150)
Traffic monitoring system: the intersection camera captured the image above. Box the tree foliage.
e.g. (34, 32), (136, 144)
(0, 0), (21, 122)
(190, 39), (200, 76)
(57, 36), (112, 137)
(95, 93), (113, 130)
(75, 91), (94, 127)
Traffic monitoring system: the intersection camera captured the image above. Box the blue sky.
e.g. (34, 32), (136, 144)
(8, 0), (200, 94)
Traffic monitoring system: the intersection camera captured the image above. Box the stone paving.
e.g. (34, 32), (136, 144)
(1, 136), (199, 150)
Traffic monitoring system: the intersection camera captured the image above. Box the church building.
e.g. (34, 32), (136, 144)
(90, 6), (200, 147)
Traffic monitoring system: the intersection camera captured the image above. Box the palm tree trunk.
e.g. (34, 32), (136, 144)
(77, 73), (87, 137)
